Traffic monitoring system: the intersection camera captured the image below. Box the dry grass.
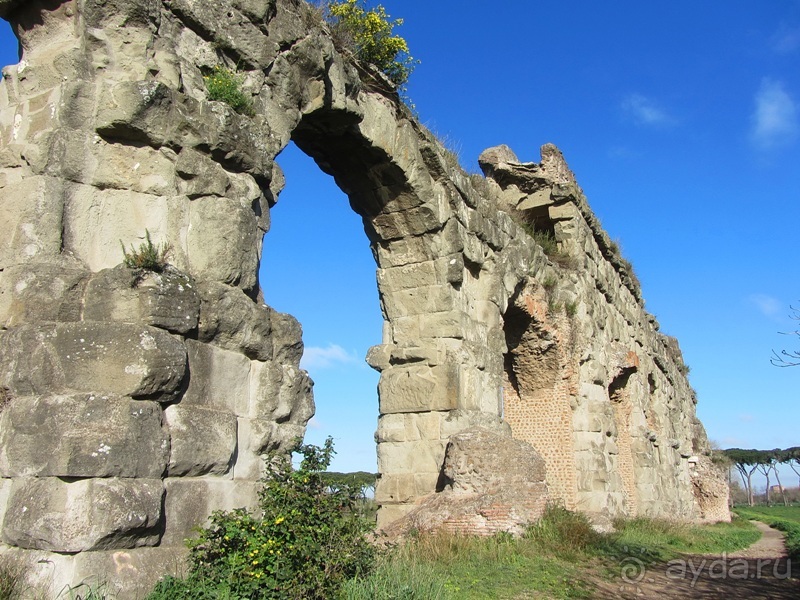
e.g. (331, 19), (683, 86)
(0, 555), (28, 600)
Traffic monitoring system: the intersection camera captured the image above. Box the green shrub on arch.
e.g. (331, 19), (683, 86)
(327, 0), (417, 87)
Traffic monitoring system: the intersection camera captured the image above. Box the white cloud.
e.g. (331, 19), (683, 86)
(307, 416), (323, 430)
(621, 94), (675, 126)
(738, 414), (755, 423)
(301, 343), (359, 370)
(771, 24), (800, 54)
(748, 293), (782, 318)
(750, 78), (798, 149)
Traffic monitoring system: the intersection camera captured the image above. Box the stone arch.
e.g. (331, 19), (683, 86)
(288, 99), (513, 525)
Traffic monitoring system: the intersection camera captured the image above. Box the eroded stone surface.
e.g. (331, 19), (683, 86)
(0, 322), (187, 399)
(84, 265), (200, 334)
(2, 478), (164, 552)
(381, 428), (549, 537)
(0, 394), (168, 479)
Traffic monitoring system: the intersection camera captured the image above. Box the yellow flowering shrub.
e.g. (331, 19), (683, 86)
(146, 439), (375, 599)
(204, 66), (255, 117)
(327, 0), (417, 86)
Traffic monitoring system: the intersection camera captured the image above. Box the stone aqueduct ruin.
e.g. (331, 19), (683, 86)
(0, 0), (729, 593)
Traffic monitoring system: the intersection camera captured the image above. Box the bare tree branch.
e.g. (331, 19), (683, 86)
(771, 303), (800, 367)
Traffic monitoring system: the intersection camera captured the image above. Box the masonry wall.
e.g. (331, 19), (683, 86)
(0, 0), (727, 594)
(480, 144), (723, 521)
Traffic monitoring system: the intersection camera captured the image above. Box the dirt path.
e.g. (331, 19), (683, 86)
(592, 521), (799, 599)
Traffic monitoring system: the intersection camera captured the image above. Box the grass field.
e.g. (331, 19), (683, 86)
(734, 505), (800, 559)
(341, 507), (761, 600)
(0, 509), (763, 600)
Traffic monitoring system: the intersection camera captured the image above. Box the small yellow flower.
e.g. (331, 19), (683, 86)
(274, 516), (285, 525)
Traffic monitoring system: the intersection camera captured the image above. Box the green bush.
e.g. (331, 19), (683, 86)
(565, 301), (579, 318)
(327, 0), (417, 86)
(204, 66), (255, 117)
(519, 224), (576, 269)
(524, 503), (603, 557)
(148, 439), (375, 600)
(120, 230), (170, 272)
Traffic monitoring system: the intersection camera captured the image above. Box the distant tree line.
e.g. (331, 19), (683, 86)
(320, 471), (377, 497)
(723, 447), (800, 506)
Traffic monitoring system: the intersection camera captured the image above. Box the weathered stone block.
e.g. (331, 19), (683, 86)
(162, 478), (259, 547)
(2, 478), (164, 552)
(165, 405), (237, 476)
(377, 260), (438, 292)
(575, 490), (626, 517)
(376, 412), (442, 444)
(0, 258), (88, 327)
(377, 440), (446, 475)
(379, 429), (550, 538)
(162, 0), (278, 67)
(49, 130), (178, 196)
(73, 547), (189, 600)
(247, 359), (280, 418)
(572, 405), (606, 433)
(187, 195), (259, 293)
(416, 311), (467, 339)
(0, 477), (10, 519)
(378, 363), (458, 414)
(374, 473), (414, 504)
(374, 472), (439, 505)
(0, 395), (168, 478)
(375, 234), (439, 268)
(0, 176), (63, 268)
(176, 147), (230, 198)
(440, 410), (512, 438)
(84, 265), (200, 334)
(372, 204), (444, 241)
(269, 364), (314, 423)
(375, 414), (406, 443)
(183, 339), (251, 415)
(232, 418), (304, 480)
(0, 323), (187, 399)
(382, 285), (454, 319)
(197, 282), (273, 360)
(270, 310), (304, 364)
(94, 81), (273, 181)
(63, 184), (178, 272)
(442, 428), (546, 494)
(249, 358), (312, 424)
(95, 142), (178, 196)
(234, 418), (270, 481)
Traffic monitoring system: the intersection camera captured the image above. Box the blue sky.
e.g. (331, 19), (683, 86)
(2, 1), (798, 486)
